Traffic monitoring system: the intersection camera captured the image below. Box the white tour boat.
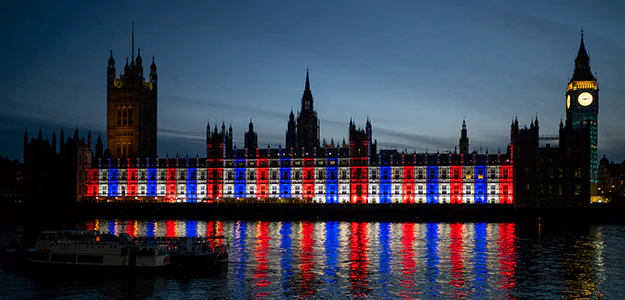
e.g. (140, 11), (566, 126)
(26, 230), (171, 269)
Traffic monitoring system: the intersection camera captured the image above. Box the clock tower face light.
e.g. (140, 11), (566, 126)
(566, 95), (570, 109)
(578, 92), (593, 106)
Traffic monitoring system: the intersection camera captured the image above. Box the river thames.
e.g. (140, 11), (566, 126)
(1, 220), (623, 299)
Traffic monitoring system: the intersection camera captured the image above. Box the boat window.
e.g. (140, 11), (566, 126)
(51, 254), (75, 263)
(138, 248), (156, 256)
(77, 255), (104, 264)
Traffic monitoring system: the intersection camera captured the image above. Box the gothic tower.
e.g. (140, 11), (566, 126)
(565, 30), (599, 198)
(107, 23), (158, 158)
(459, 119), (469, 154)
(244, 119), (258, 149)
(296, 69), (320, 149)
(285, 108), (297, 149)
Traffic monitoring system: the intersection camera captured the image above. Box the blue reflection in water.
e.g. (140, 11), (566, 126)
(280, 222), (293, 295)
(324, 221), (339, 295)
(425, 223), (440, 296)
(145, 221), (155, 238)
(472, 223), (488, 298)
(378, 222), (392, 298)
(233, 221), (248, 297)
(108, 221), (116, 236)
(186, 220), (197, 237)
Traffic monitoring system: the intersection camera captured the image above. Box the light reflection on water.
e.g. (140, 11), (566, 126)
(2, 221), (624, 299)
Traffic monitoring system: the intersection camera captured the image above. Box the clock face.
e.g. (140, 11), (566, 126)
(566, 95), (570, 109)
(578, 92), (593, 106)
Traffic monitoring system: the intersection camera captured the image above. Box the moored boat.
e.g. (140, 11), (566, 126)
(25, 230), (171, 270)
(135, 235), (229, 268)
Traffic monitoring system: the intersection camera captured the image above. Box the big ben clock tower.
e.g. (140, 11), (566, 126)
(565, 29), (599, 201)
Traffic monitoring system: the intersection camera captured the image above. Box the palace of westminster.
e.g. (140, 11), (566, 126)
(22, 30), (614, 208)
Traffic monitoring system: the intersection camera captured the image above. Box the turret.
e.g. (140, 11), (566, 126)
(95, 134), (103, 158)
(52, 130), (57, 153)
(107, 50), (116, 85)
(60, 127), (65, 151)
(135, 48), (143, 77)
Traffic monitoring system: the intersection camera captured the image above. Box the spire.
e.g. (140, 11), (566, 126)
(150, 56), (157, 72)
(571, 27), (595, 82)
(305, 68), (310, 91)
(108, 49), (115, 66)
(136, 48), (142, 65)
(301, 69), (314, 112)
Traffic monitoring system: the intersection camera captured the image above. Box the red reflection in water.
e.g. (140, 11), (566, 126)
(498, 223), (517, 294)
(165, 220), (177, 238)
(349, 222), (370, 297)
(255, 221), (271, 297)
(400, 223), (418, 298)
(85, 220), (95, 231)
(449, 223), (466, 298)
(126, 220), (136, 237)
(300, 221), (316, 297)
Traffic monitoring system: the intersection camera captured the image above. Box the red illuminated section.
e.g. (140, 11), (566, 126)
(450, 166), (463, 204)
(449, 223), (466, 297)
(257, 157), (269, 199)
(300, 222), (316, 297)
(350, 165), (368, 204)
(207, 167), (223, 200)
(166, 168), (177, 202)
(499, 165), (513, 204)
(127, 168), (138, 197)
(498, 223), (517, 294)
(402, 166), (414, 203)
(349, 222), (370, 297)
(85, 169), (98, 197)
(303, 158), (315, 200)
(255, 221), (271, 296)
(400, 223), (418, 297)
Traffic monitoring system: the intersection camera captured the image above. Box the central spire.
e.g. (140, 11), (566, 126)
(301, 68), (314, 112)
(305, 68), (310, 92)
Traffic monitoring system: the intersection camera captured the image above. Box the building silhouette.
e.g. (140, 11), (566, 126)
(23, 128), (92, 205)
(106, 23), (158, 159)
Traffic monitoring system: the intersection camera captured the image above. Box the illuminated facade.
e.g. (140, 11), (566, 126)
(84, 143), (513, 204)
(106, 24), (158, 158)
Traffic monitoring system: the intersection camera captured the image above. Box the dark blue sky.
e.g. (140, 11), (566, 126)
(2, 1), (625, 162)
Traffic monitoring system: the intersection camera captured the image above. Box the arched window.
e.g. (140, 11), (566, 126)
(128, 106), (133, 125)
(117, 106), (122, 126)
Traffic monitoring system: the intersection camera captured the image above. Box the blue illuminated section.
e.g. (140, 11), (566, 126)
(472, 223), (488, 297)
(108, 169), (118, 197)
(147, 168), (157, 196)
(378, 222), (392, 298)
(235, 158), (246, 198)
(426, 167), (439, 204)
(425, 223), (440, 296)
(280, 222), (293, 294)
(280, 158), (292, 198)
(186, 220), (197, 237)
(324, 221), (339, 289)
(187, 168), (197, 203)
(474, 166), (487, 204)
(326, 160), (338, 203)
(233, 221), (248, 296)
(145, 221), (155, 238)
(380, 166), (392, 204)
